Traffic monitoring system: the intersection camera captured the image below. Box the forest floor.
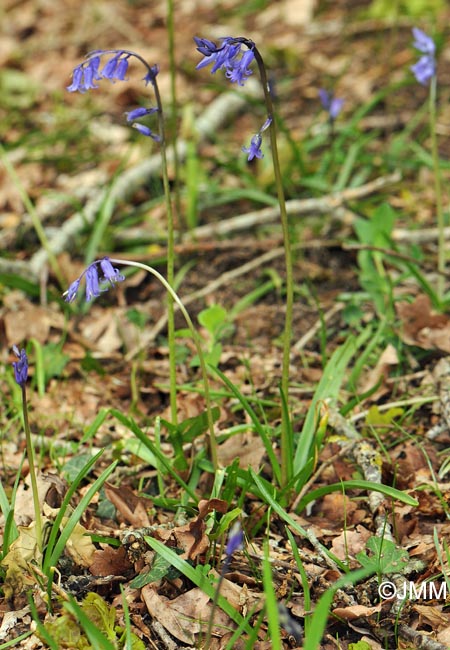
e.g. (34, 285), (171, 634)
(1, 0), (450, 648)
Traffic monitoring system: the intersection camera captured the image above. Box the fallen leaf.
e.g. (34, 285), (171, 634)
(396, 295), (450, 352)
(63, 521), (97, 567)
(89, 545), (132, 577)
(141, 585), (194, 645)
(332, 603), (382, 620)
(104, 483), (151, 528)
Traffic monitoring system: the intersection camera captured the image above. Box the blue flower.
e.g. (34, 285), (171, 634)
(319, 89), (344, 121)
(85, 265), (101, 302)
(63, 258), (125, 303)
(143, 64), (159, 87)
(67, 56), (101, 93)
(194, 36), (254, 86)
(100, 257), (125, 285)
(67, 50), (161, 141)
(242, 117), (272, 161)
(132, 123), (161, 141)
(242, 133), (263, 161)
(12, 345), (28, 387)
(101, 52), (130, 82)
(225, 522), (244, 557)
(412, 27), (435, 55)
(125, 107), (157, 122)
(226, 48), (254, 86)
(411, 28), (436, 85)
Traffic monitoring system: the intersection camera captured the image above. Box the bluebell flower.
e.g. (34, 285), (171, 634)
(63, 258), (125, 303)
(99, 257), (124, 284)
(411, 28), (436, 85)
(194, 36), (254, 85)
(67, 56), (101, 93)
(12, 345), (28, 387)
(225, 522), (244, 557)
(226, 48), (255, 86)
(67, 50), (161, 140)
(242, 116), (272, 161)
(412, 27), (435, 55)
(85, 265), (101, 301)
(132, 123), (161, 141)
(242, 133), (263, 161)
(125, 107), (157, 122)
(319, 89), (344, 121)
(143, 64), (159, 87)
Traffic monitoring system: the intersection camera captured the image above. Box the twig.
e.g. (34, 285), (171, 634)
(1, 170), (399, 280)
(398, 624), (449, 650)
(293, 302), (344, 352)
(184, 171), (401, 241)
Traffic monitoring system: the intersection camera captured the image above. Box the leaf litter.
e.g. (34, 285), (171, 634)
(1, 0), (450, 648)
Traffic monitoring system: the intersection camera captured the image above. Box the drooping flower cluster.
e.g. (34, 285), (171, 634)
(12, 346), (28, 387)
(411, 27), (436, 86)
(63, 258), (125, 304)
(195, 36), (273, 161)
(67, 50), (160, 140)
(319, 89), (344, 121)
(194, 37), (255, 86)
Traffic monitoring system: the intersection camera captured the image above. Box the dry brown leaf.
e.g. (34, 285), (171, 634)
(63, 521), (97, 567)
(331, 526), (371, 561)
(13, 472), (62, 526)
(89, 545), (132, 577)
(80, 310), (123, 353)
(218, 432), (266, 471)
(414, 604), (449, 628)
(3, 301), (64, 346)
(437, 625), (450, 646)
(332, 603), (382, 620)
(104, 483), (151, 528)
(396, 295), (450, 352)
(141, 585), (194, 645)
(169, 588), (231, 637)
(358, 343), (399, 396)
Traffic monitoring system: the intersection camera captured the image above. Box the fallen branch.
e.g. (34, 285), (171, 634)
(185, 171), (401, 241)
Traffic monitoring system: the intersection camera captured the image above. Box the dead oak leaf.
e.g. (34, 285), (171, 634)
(396, 295), (450, 352)
(163, 499), (228, 561)
(141, 585), (194, 645)
(89, 545), (132, 577)
(104, 483), (151, 528)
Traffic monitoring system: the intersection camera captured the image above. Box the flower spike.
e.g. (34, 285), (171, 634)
(12, 346), (28, 387)
(63, 258), (125, 304)
(411, 27), (436, 85)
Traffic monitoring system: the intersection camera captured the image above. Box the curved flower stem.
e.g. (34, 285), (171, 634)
(110, 258), (218, 473)
(21, 385), (43, 553)
(429, 75), (445, 302)
(96, 49), (179, 425)
(252, 46), (294, 489)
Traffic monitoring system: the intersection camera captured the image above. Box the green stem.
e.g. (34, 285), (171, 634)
(429, 75), (445, 302)
(166, 0), (181, 226)
(21, 385), (43, 553)
(152, 79), (178, 426)
(253, 47), (294, 489)
(110, 258), (218, 473)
